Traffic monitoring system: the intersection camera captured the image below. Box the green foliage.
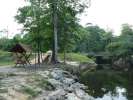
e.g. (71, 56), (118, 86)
(0, 50), (13, 66)
(75, 25), (113, 53)
(15, 0), (89, 55)
(121, 24), (133, 36)
(0, 34), (22, 51)
(0, 38), (13, 51)
(107, 24), (133, 59)
(107, 41), (133, 58)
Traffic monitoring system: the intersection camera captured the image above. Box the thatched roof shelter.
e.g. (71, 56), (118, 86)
(10, 43), (31, 53)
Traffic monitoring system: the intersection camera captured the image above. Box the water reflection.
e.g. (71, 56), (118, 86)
(80, 70), (133, 100)
(95, 87), (127, 100)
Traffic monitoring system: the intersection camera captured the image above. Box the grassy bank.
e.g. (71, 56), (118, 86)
(0, 50), (14, 66)
(0, 51), (94, 66)
(59, 53), (94, 63)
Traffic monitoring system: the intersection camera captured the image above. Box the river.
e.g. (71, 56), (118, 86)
(95, 87), (127, 100)
(80, 70), (133, 100)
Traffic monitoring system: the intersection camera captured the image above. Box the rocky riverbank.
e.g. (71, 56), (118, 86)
(0, 68), (94, 100)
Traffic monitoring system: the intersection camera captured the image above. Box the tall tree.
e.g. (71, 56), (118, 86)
(15, 0), (88, 63)
(51, 0), (58, 63)
(75, 25), (107, 53)
(107, 24), (133, 68)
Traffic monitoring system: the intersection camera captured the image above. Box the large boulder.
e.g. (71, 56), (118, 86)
(61, 62), (97, 75)
(113, 58), (131, 71)
(79, 62), (97, 72)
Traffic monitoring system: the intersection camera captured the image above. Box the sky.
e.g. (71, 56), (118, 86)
(0, 0), (25, 38)
(0, 0), (133, 38)
(80, 0), (133, 36)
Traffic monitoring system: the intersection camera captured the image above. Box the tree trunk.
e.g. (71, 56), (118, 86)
(37, 40), (40, 64)
(52, 0), (58, 64)
(63, 48), (66, 64)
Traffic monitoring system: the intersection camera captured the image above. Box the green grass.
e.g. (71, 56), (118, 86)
(0, 51), (94, 65)
(20, 85), (41, 97)
(34, 74), (55, 91)
(0, 50), (34, 66)
(0, 50), (14, 66)
(59, 53), (94, 63)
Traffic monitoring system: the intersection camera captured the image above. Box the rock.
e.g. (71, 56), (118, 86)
(66, 90), (94, 100)
(75, 89), (85, 98)
(83, 95), (95, 100)
(75, 88), (94, 100)
(66, 93), (80, 100)
(51, 69), (64, 80)
(70, 82), (87, 90)
(113, 58), (130, 70)
(62, 71), (74, 78)
(0, 67), (93, 100)
(62, 78), (75, 85)
(47, 89), (66, 100)
(79, 62), (97, 72)
(66, 61), (80, 66)
(48, 79), (62, 89)
(38, 71), (50, 78)
(64, 86), (73, 93)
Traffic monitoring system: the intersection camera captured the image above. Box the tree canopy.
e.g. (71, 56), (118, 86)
(15, 0), (89, 63)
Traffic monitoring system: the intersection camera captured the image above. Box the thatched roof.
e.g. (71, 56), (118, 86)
(10, 43), (31, 53)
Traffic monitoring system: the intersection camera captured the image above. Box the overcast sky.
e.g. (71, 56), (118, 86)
(0, 0), (25, 38)
(80, 0), (133, 36)
(0, 0), (133, 37)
